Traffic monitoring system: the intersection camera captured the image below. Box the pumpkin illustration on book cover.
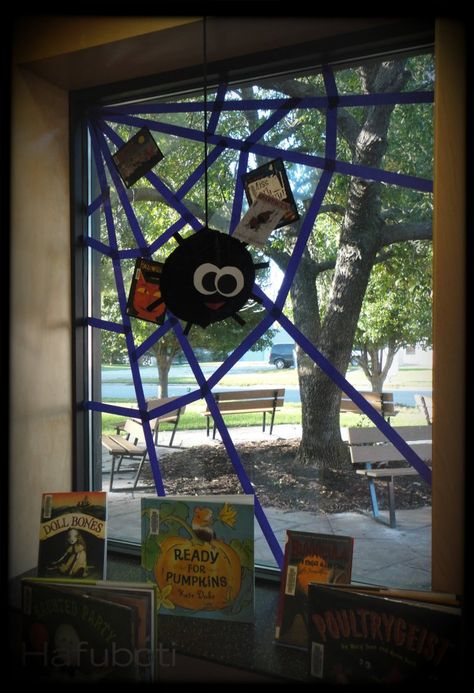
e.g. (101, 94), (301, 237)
(154, 505), (242, 611)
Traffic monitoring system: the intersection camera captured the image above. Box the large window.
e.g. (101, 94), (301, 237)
(73, 46), (434, 585)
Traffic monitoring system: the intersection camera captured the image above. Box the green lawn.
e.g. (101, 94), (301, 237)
(100, 402), (426, 436)
(99, 363), (431, 435)
(346, 365), (432, 390)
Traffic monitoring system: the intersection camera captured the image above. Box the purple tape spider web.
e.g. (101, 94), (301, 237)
(93, 123), (149, 252)
(87, 66), (433, 562)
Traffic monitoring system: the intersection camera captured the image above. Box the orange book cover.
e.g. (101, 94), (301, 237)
(126, 257), (166, 325)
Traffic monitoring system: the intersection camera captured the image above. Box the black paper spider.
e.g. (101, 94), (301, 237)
(160, 228), (267, 333)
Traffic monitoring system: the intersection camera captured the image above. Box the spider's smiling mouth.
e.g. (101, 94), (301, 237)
(205, 301), (225, 310)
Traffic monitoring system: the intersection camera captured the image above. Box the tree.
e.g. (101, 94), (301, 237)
(257, 56), (433, 468)
(353, 241), (432, 391)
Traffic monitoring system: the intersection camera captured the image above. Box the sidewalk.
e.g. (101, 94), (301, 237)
(103, 424), (432, 590)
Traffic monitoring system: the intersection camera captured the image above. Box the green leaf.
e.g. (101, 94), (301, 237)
(141, 535), (161, 573)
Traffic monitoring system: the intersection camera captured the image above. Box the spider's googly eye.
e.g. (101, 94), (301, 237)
(193, 263), (219, 295)
(216, 266), (245, 297)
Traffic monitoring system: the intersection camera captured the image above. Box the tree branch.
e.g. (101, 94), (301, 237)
(319, 203), (346, 216)
(313, 243), (423, 276)
(109, 186), (230, 231)
(254, 78), (360, 153)
(265, 244), (292, 273)
(380, 221), (432, 247)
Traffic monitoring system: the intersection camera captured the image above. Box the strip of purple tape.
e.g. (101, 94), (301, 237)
(95, 89), (432, 115)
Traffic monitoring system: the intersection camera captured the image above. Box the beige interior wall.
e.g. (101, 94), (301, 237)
(9, 15), (202, 581)
(9, 67), (71, 577)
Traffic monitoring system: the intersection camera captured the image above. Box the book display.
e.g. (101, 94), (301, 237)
(37, 492), (107, 580)
(141, 495), (254, 622)
(22, 488), (464, 682)
(112, 126), (164, 188)
(308, 583), (463, 683)
(275, 530), (354, 649)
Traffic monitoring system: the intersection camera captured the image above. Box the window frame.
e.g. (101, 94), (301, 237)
(70, 26), (435, 569)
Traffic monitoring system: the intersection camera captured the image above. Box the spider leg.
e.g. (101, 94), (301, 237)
(145, 298), (164, 312)
(232, 313), (246, 326)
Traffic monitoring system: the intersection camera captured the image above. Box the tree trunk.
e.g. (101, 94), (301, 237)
(290, 60), (409, 470)
(151, 334), (182, 399)
(293, 219), (381, 469)
(358, 345), (397, 392)
(288, 253), (351, 469)
(157, 356), (170, 398)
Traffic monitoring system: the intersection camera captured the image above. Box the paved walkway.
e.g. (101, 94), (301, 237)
(103, 424), (432, 590)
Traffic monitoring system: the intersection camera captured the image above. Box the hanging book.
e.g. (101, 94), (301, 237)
(308, 583), (463, 682)
(242, 158), (300, 229)
(141, 495), (254, 622)
(112, 126), (164, 188)
(21, 578), (156, 682)
(126, 257), (166, 325)
(233, 193), (292, 247)
(37, 492), (107, 580)
(275, 529), (354, 650)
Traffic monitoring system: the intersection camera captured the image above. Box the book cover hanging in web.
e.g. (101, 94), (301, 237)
(112, 126), (164, 188)
(233, 193), (292, 247)
(242, 158), (300, 229)
(126, 257), (166, 325)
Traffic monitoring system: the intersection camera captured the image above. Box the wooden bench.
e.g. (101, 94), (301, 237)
(144, 397), (186, 446)
(340, 391), (397, 421)
(415, 394), (433, 425)
(348, 425), (432, 528)
(103, 399), (186, 491)
(102, 419), (148, 491)
(203, 388), (285, 439)
(115, 397), (185, 447)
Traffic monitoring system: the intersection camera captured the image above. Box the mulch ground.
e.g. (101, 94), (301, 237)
(142, 439), (431, 514)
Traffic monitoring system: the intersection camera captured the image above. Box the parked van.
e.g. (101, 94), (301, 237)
(269, 343), (295, 369)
